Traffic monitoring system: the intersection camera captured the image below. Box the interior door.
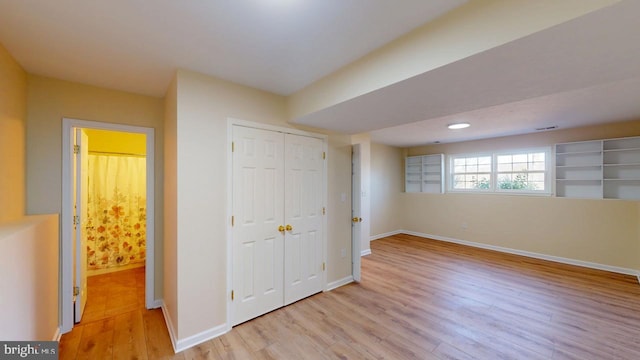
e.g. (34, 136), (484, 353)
(351, 144), (362, 282)
(74, 129), (89, 322)
(232, 126), (285, 325)
(283, 134), (324, 305)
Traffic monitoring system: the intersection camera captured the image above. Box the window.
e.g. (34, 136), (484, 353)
(451, 155), (492, 190)
(449, 148), (551, 194)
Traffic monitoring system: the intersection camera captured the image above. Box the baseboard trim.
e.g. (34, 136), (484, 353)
(370, 230), (403, 241)
(160, 301), (229, 353)
(160, 302), (178, 353)
(325, 275), (354, 291)
(174, 323), (228, 353)
(401, 230), (640, 277)
(53, 327), (61, 342)
(637, 274), (640, 285)
(361, 249), (372, 256)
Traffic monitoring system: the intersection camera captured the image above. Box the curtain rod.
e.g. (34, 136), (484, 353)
(88, 150), (146, 157)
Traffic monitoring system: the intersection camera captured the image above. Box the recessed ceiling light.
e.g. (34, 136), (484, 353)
(447, 122), (470, 130)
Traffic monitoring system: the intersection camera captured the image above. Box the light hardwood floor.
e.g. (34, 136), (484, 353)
(60, 235), (640, 359)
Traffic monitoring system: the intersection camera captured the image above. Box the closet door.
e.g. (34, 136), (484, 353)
(232, 126), (285, 325)
(283, 134), (324, 305)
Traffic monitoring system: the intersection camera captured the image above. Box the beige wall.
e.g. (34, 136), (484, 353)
(25, 75), (165, 299)
(402, 120), (640, 271)
(0, 215), (59, 340)
(326, 134), (353, 281)
(168, 69), (353, 342)
(288, 0), (618, 120)
(370, 143), (404, 237)
(0, 42), (27, 222)
(163, 75), (178, 334)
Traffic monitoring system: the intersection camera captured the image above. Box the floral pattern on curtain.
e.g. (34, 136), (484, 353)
(84, 154), (146, 271)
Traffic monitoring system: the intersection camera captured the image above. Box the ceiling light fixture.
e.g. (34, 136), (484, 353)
(447, 122), (470, 130)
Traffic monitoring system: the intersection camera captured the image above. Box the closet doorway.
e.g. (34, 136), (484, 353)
(61, 118), (155, 333)
(228, 120), (328, 326)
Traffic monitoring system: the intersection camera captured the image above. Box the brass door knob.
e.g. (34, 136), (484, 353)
(352, 217), (359, 223)
(285, 224), (293, 231)
(278, 225), (285, 232)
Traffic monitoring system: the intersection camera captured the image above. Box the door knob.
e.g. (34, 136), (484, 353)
(278, 225), (285, 232)
(352, 217), (360, 223)
(285, 224), (293, 231)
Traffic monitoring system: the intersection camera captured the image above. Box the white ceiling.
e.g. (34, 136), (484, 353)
(0, 0), (465, 96)
(1, 0), (638, 147)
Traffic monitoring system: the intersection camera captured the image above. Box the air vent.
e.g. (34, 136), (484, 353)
(535, 125), (558, 131)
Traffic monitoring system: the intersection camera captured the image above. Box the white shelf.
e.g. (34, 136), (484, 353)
(405, 154), (444, 193)
(555, 136), (640, 200)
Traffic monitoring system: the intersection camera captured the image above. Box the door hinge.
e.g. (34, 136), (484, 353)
(73, 286), (79, 297)
(322, 151), (326, 160)
(73, 215), (79, 225)
(231, 142), (235, 152)
(322, 262), (326, 271)
(322, 207), (326, 215)
(231, 216), (234, 226)
(73, 145), (79, 154)
(231, 290), (234, 301)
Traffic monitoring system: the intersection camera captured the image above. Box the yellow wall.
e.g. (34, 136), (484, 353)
(0, 42), (27, 222)
(398, 120), (640, 271)
(84, 129), (146, 155)
(25, 74), (165, 299)
(288, 0), (618, 120)
(370, 143), (404, 237)
(167, 69), (353, 342)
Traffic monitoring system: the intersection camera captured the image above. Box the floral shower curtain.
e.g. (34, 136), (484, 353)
(84, 154), (146, 272)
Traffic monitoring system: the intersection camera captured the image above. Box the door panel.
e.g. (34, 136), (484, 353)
(352, 144), (362, 282)
(232, 126), (285, 325)
(284, 134), (324, 305)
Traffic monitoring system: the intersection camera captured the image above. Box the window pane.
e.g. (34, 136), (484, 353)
(497, 155), (512, 164)
(478, 156), (491, 165)
(513, 154), (527, 163)
(497, 163), (512, 172)
(513, 162), (528, 172)
(454, 158), (465, 166)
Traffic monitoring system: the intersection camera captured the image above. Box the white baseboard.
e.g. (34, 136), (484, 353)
(361, 248), (371, 256)
(160, 302), (178, 353)
(370, 230), (403, 241)
(174, 323), (228, 353)
(160, 300), (229, 353)
(53, 327), (61, 342)
(402, 230), (640, 277)
(325, 275), (354, 291)
(637, 274), (640, 285)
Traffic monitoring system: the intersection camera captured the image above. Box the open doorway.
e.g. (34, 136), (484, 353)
(61, 118), (155, 333)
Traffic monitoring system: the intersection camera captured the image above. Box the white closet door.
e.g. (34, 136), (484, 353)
(232, 126), (285, 325)
(284, 134), (324, 305)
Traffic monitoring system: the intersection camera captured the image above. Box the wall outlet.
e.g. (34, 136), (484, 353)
(340, 248), (346, 258)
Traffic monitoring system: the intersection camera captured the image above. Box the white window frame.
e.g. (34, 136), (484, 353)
(449, 153), (493, 192)
(448, 147), (552, 195)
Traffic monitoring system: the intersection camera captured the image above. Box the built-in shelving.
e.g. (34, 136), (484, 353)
(405, 154), (444, 193)
(555, 136), (640, 200)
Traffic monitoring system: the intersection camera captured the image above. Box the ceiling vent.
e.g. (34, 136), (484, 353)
(535, 125), (558, 131)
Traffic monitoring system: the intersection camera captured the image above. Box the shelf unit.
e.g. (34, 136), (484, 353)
(555, 136), (640, 200)
(405, 154), (444, 193)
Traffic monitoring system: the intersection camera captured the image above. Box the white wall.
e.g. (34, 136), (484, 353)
(0, 215), (59, 340)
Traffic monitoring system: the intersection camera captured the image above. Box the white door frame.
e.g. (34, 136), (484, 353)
(226, 118), (327, 331)
(61, 118), (156, 333)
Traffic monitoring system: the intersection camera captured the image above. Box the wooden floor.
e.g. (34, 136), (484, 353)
(60, 235), (640, 359)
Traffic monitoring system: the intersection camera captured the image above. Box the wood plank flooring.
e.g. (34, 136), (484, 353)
(60, 234), (640, 359)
